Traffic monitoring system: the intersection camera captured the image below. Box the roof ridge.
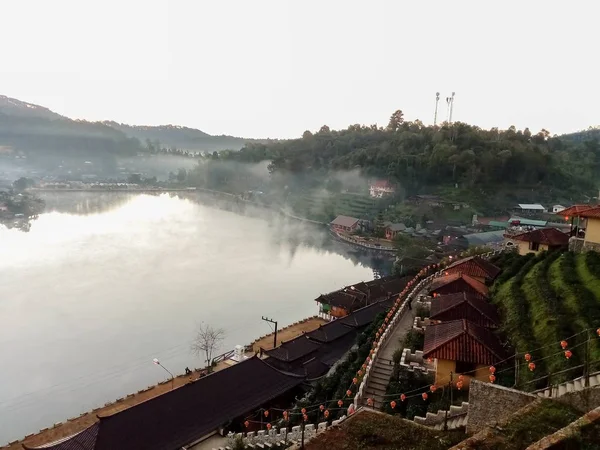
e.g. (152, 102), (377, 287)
(464, 321), (505, 361)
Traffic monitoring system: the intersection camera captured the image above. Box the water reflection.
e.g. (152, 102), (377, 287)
(0, 192), (393, 443)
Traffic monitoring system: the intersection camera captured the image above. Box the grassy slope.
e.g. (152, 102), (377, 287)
(521, 260), (571, 381)
(305, 410), (464, 450)
(460, 400), (582, 450)
(550, 253), (600, 364)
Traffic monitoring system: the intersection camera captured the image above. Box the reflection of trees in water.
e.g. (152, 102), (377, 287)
(39, 192), (143, 215)
(19, 192), (396, 276)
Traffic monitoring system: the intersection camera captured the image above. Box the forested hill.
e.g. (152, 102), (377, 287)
(223, 113), (600, 205)
(102, 122), (263, 152)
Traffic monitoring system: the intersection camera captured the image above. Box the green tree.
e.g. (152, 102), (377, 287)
(387, 109), (405, 131)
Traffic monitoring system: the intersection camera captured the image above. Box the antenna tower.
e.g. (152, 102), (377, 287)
(448, 92), (456, 124)
(434, 92), (440, 126)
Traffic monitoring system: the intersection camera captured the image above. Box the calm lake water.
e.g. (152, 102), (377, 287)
(0, 192), (391, 442)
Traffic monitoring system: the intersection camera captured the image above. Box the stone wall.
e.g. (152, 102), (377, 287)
(554, 386), (600, 414)
(466, 380), (537, 434)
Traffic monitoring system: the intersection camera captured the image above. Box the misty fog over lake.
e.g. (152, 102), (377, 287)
(0, 192), (391, 442)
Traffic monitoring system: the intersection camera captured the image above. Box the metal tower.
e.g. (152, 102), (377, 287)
(448, 92), (456, 124)
(434, 92), (440, 126)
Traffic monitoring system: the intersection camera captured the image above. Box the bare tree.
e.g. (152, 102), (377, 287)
(191, 323), (225, 371)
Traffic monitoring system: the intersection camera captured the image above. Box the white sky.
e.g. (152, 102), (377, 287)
(0, 0), (597, 138)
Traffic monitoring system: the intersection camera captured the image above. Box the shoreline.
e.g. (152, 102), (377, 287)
(1, 316), (327, 450)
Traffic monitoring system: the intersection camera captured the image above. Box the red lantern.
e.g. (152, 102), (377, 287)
(352, 377), (358, 385)
(561, 340), (568, 349)
(338, 400), (343, 407)
(324, 410), (330, 418)
(267, 423), (272, 430)
(283, 411), (288, 420)
(400, 393), (406, 402)
(367, 397), (373, 407)
(489, 366), (496, 374)
(301, 408), (306, 415)
(346, 390), (352, 397)
(430, 385), (437, 393)
(458, 374), (464, 381)
(565, 350), (573, 359)
(445, 272), (449, 276)
(456, 381), (463, 390)
(489, 374), (496, 383)
(303, 414), (308, 422)
(427, 357), (432, 363)
(375, 332), (380, 339)
(390, 400), (396, 409)
(264, 410), (269, 418)
(362, 364), (366, 370)
(524, 353), (532, 362)
(422, 392), (428, 401)
(528, 362), (536, 371)
(319, 404), (325, 411)
(597, 328), (600, 337)
(358, 370), (363, 377)
(245, 420), (250, 428)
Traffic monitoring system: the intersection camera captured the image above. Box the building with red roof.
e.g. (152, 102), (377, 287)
(507, 228), (570, 255)
(423, 319), (507, 388)
(428, 273), (489, 299)
(444, 256), (501, 284)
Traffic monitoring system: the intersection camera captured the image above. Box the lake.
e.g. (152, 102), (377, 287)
(0, 192), (392, 443)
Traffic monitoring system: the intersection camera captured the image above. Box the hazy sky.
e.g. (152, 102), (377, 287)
(0, 1), (597, 138)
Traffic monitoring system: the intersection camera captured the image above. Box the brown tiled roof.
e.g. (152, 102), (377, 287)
(306, 320), (353, 343)
(429, 273), (489, 297)
(430, 292), (500, 328)
(25, 424), (99, 450)
(423, 320), (506, 365)
(330, 215), (360, 227)
(558, 204), (595, 217)
(316, 290), (366, 311)
(446, 256), (501, 281)
(265, 335), (321, 362)
(339, 298), (393, 328)
(27, 357), (304, 450)
(511, 228), (570, 246)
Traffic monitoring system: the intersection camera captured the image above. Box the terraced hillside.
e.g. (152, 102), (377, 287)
(286, 191), (380, 222)
(490, 251), (600, 389)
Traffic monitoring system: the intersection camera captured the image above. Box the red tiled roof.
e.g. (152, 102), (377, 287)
(423, 319), (506, 365)
(446, 256), (501, 281)
(558, 204), (595, 217)
(430, 292), (500, 328)
(577, 207), (600, 219)
(429, 273), (489, 297)
(511, 228), (570, 246)
(330, 215), (360, 227)
(25, 424), (99, 450)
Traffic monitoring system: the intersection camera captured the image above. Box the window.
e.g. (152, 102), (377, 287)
(530, 241), (540, 251)
(455, 360), (477, 375)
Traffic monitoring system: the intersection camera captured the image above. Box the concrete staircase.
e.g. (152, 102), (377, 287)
(413, 402), (469, 430)
(363, 357), (394, 409)
(534, 371), (600, 398)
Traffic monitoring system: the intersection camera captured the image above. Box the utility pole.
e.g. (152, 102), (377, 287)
(584, 329), (591, 387)
(262, 316), (278, 349)
(434, 92), (440, 126)
(444, 372), (453, 431)
(514, 351), (519, 389)
(449, 92), (456, 124)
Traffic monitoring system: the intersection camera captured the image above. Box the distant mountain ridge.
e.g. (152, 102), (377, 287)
(102, 121), (257, 152)
(0, 94), (263, 153)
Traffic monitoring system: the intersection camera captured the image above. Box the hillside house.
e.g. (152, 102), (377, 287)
(423, 319), (507, 388)
(559, 205), (600, 252)
(428, 273), (489, 299)
(385, 222), (406, 240)
(444, 256), (501, 284)
(369, 180), (395, 198)
(24, 356), (305, 450)
(330, 215), (360, 233)
(506, 228), (569, 255)
(429, 293), (500, 329)
(315, 275), (409, 318)
(514, 203), (547, 214)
